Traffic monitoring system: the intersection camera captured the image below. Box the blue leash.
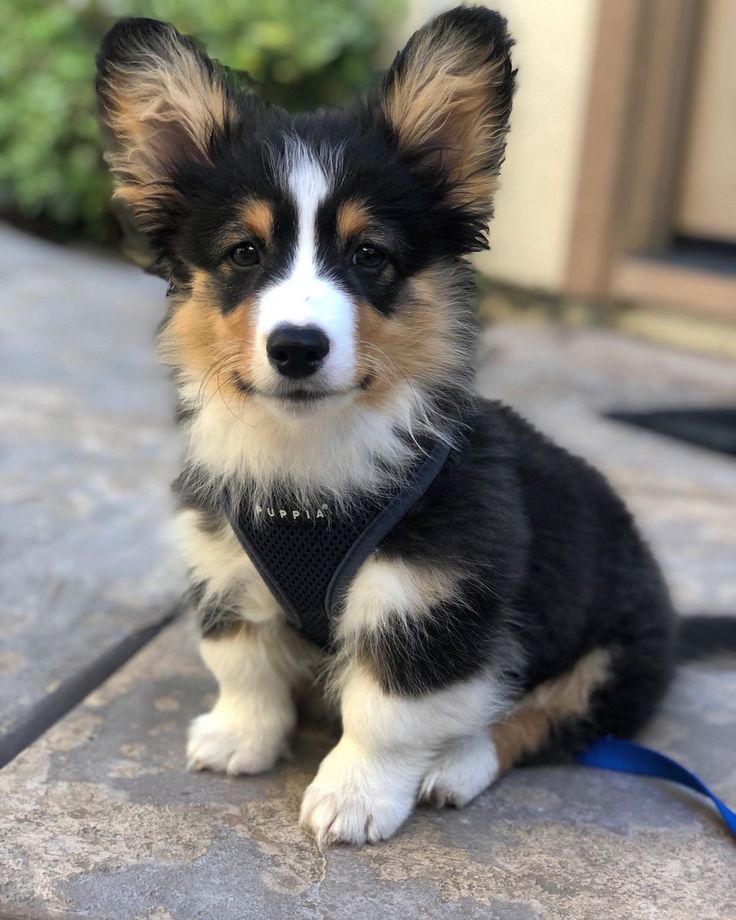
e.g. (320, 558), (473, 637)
(576, 737), (736, 838)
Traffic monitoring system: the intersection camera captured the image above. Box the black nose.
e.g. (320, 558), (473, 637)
(266, 324), (330, 379)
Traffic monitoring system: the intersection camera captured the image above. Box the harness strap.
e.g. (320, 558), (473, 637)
(224, 438), (451, 649)
(576, 737), (736, 838)
(324, 439), (451, 626)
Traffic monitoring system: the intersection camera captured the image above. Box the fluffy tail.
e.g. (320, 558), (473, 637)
(677, 614), (736, 661)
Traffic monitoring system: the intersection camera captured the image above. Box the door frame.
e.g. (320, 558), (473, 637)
(564, 0), (736, 319)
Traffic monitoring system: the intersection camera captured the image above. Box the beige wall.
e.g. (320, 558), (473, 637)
(404, 0), (598, 290)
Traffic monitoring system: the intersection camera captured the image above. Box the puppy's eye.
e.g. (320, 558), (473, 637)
(352, 244), (386, 272)
(229, 242), (260, 268)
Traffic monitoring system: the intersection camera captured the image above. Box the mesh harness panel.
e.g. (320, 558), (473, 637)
(223, 439), (451, 649)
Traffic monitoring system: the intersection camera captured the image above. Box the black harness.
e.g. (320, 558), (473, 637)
(223, 438), (451, 649)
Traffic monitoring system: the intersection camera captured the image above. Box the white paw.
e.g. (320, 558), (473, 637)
(186, 709), (287, 776)
(299, 741), (415, 846)
(419, 733), (499, 808)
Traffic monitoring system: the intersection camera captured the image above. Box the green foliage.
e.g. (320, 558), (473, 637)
(0, 0), (402, 241)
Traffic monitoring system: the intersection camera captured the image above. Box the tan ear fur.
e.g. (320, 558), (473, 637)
(378, 8), (514, 212)
(98, 21), (234, 213)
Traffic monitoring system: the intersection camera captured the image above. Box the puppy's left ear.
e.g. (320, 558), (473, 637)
(376, 6), (515, 227)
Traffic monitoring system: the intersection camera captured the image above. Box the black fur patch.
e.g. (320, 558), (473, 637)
(362, 401), (676, 739)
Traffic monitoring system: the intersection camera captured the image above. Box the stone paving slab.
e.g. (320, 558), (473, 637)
(0, 225), (186, 760)
(0, 615), (733, 920)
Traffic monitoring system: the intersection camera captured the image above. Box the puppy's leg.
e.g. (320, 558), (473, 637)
(301, 648), (612, 838)
(188, 621), (309, 775)
(300, 663), (503, 845)
(178, 509), (318, 774)
(300, 555), (509, 845)
(419, 732), (499, 808)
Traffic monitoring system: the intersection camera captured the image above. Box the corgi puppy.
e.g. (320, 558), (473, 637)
(96, 7), (676, 846)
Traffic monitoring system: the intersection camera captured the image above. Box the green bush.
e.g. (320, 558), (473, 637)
(0, 0), (402, 242)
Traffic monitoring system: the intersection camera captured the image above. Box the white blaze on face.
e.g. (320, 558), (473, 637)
(255, 148), (356, 390)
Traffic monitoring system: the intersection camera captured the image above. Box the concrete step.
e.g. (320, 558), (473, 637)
(0, 615), (733, 920)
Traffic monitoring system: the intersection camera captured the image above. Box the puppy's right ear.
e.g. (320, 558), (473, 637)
(96, 18), (236, 230)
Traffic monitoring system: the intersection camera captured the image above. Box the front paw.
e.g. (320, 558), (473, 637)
(299, 741), (415, 846)
(419, 733), (499, 807)
(186, 710), (287, 776)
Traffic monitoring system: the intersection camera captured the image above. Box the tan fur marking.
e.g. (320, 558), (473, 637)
(240, 200), (274, 246)
(159, 271), (258, 405)
(354, 263), (468, 411)
(492, 648), (611, 773)
(336, 200), (372, 244)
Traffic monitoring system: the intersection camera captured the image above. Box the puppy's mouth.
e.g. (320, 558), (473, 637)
(232, 372), (372, 404)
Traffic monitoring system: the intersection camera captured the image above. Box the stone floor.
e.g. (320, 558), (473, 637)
(1, 224), (734, 919)
(0, 226), (185, 766)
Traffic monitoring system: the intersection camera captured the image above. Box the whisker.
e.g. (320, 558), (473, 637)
(213, 359), (258, 430)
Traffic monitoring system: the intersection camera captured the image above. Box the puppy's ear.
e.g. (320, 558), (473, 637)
(376, 7), (514, 222)
(96, 18), (236, 226)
